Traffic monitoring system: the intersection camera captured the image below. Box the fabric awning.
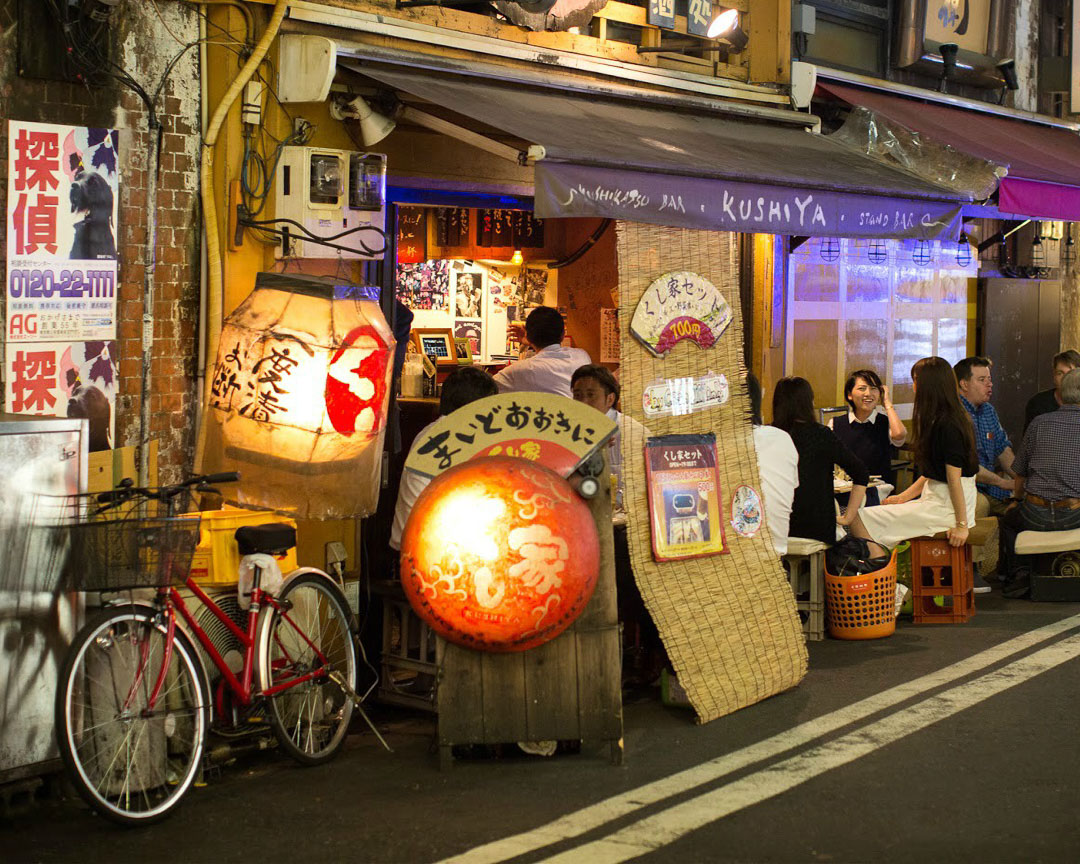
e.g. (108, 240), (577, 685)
(819, 82), (1080, 221)
(357, 66), (965, 240)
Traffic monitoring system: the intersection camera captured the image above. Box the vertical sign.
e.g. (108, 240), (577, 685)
(647, 0), (676, 31)
(686, 0), (712, 37)
(6, 121), (120, 451)
(600, 308), (619, 363)
(396, 206), (427, 263)
(1073, 9), (1080, 114)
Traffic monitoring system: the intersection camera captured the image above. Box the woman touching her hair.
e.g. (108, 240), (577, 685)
(848, 357), (978, 556)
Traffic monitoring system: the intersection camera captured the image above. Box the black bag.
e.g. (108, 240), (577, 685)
(827, 535), (892, 578)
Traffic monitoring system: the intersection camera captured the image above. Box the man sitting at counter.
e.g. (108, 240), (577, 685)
(493, 306), (591, 397)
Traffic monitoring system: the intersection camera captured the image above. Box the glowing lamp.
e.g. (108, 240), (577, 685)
(400, 456), (600, 652)
(201, 273), (394, 518)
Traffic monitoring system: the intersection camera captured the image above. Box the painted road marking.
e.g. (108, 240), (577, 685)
(539, 630), (1080, 862)
(441, 614), (1080, 864)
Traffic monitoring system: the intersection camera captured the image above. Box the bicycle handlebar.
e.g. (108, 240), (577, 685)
(94, 472), (241, 513)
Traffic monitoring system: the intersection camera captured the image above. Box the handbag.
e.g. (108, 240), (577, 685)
(827, 535), (892, 578)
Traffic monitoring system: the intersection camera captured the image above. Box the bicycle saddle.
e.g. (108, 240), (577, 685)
(235, 523), (297, 556)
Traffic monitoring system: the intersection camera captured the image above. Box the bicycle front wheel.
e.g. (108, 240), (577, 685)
(258, 575), (356, 765)
(56, 605), (207, 825)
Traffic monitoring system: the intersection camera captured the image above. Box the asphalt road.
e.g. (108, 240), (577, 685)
(4, 592), (1080, 863)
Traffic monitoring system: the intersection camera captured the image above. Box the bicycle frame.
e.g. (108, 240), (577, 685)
(136, 573), (334, 715)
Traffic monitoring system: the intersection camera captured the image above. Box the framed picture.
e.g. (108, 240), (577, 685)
(411, 328), (457, 368)
(453, 337), (474, 364)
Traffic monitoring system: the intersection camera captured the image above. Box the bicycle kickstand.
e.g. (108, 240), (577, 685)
(329, 670), (393, 753)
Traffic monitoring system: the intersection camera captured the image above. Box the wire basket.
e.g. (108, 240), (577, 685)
(61, 506), (201, 592)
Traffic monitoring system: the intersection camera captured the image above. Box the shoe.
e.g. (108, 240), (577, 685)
(1002, 573), (1031, 599)
(973, 572), (992, 595)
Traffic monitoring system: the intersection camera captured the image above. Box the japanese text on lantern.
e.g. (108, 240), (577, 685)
(210, 340), (308, 422)
(11, 127), (61, 256)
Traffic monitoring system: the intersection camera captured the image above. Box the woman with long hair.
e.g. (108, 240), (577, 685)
(849, 357), (978, 555)
(773, 376), (869, 546)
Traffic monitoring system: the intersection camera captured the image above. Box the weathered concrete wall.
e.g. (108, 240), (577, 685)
(0, 0), (201, 482)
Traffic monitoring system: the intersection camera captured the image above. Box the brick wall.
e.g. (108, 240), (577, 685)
(0, 0), (201, 483)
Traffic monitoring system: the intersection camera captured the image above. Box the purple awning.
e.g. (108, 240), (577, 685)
(535, 161), (963, 240)
(357, 65), (965, 240)
(820, 82), (1080, 222)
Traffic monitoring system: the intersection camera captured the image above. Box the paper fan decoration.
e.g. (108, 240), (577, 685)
(630, 271), (733, 357)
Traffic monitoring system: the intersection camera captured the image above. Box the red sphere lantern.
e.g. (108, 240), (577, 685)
(400, 456), (600, 652)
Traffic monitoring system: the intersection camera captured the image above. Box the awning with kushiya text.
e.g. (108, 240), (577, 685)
(357, 65), (966, 241)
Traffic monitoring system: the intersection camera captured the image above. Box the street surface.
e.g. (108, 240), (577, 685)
(4, 592), (1080, 863)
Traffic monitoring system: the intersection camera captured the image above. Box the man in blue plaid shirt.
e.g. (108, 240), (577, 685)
(955, 357), (1016, 519)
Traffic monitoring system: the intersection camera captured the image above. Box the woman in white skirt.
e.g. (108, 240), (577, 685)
(849, 356), (978, 556)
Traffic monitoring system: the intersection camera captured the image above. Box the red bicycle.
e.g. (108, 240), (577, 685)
(55, 473), (365, 825)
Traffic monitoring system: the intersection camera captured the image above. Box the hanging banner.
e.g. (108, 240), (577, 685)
(3, 340), (118, 451)
(535, 161), (964, 241)
(6, 120), (119, 343)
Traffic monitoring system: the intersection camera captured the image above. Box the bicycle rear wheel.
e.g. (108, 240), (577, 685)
(56, 605), (207, 825)
(258, 575), (356, 765)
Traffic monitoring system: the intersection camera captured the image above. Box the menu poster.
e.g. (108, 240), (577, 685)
(645, 433), (726, 561)
(600, 307), (618, 363)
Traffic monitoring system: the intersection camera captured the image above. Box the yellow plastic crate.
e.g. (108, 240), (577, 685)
(183, 508), (298, 585)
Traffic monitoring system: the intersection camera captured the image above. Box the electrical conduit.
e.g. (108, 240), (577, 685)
(196, 0), (288, 468)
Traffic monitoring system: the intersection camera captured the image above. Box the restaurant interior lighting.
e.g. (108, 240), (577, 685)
(330, 95), (397, 146)
(706, 8), (749, 52)
(938, 42), (959, 92)
(511, 249), (524, 265)
(997, 59), (1019, 104)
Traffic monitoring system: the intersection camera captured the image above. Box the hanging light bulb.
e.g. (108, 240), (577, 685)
(1031, 233), (1045, 266)
(867, 239), (888, 265)
(912, 239), (932, 266)
(510, 249), (523, 265)
(1063, 233), (1076, 265)
(956, 232), (972, 268)
(819, 237), (841, 262)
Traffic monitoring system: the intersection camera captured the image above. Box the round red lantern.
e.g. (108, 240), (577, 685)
(400, 456), (600, 652)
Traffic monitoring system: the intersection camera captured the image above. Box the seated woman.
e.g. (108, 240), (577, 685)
(848, 357), (978, 556)
(773, 377), (869, 545)
(829, 368), (906, 503)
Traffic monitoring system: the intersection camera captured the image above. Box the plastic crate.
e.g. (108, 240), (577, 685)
(824, 549), (898, 640)
(184, 508), (298, 585)
(895, 541), (913, 616)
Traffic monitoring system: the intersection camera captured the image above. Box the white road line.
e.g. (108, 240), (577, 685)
(440, 614), (1080, 864)
(540, 630), (1080, 863)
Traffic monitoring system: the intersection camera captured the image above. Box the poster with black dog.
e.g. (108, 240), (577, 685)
(6, 120), (119, 344)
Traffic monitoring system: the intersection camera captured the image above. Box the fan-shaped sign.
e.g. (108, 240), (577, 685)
(630, 271), (732, 357)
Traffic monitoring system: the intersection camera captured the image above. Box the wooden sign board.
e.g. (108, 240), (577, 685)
(404, 392), (616, 479)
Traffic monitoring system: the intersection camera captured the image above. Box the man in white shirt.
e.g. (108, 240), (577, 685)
(389, 366), (499, 554)
(493, 306), (591, 397)
(747, 373), (799, 556)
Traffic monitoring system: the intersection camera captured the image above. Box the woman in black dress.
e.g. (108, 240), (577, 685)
(773, 377), (870, 546)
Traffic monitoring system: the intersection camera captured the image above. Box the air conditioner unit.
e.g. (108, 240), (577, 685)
(273, 146), (387, 259)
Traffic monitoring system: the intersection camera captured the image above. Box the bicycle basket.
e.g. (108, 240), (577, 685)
(62, 511), (201, 592)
